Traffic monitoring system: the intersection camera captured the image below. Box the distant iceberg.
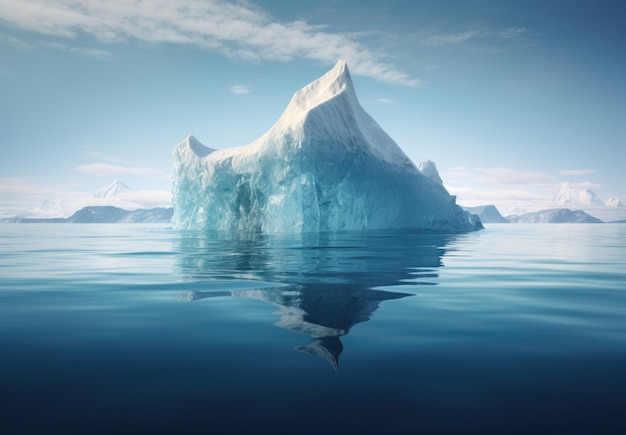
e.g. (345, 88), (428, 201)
(462, 205), (509, 223)
(172, 60), (482, 233)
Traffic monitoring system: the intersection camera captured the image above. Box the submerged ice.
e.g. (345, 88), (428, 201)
(172, 60), (482, 233)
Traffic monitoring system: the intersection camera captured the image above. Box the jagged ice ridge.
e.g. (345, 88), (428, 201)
(172, 60), (482, 233)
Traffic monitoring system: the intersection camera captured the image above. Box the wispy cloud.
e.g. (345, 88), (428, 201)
(80, 146), (129, 164)
(0, 0), (420, 86)
(0, 177), (44, 197)
(443, 166), (559, 211)
(0, 177), (78, 217)
(447, 185), (547, 202)
(442, 165), (611, 212)
(74, 163), (169, 179)
(420, 27), (529, 47)
(422, 30), (482, 47)
(229, 84), (250, 95)
(40, 41), (114, 59)
(559, 169), (596, 177)
(375, 98), (394, 104)
(498, 27), (529, 39)
(0, 33), (33, 50)
(561, 181), (602, 190)
(475, 167), (555, 185)
(446, 166), (555, 186)
(2, 33), (113, 59)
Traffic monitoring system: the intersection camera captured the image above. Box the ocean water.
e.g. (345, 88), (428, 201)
(1, 223), (625, 433)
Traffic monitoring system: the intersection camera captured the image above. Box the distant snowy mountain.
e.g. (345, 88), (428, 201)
(66, 206), (173, 223)
(463, 205), (509, 223)
(552, 182), (604, 206)
(31, 198), (74, 218)
(548, 182), (626, 222)
(93, 179), (132, 199)
(172, 60), (481, 233)
(503, 206), (528, 217)
(508, 208), (602, 223)
(12, 178), (172, 220)
(3, 206), (173, 223)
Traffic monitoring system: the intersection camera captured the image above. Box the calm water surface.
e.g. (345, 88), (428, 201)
(1, 223), (625, 433)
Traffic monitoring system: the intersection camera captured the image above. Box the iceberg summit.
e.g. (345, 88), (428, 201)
(172, 60), (482, 233)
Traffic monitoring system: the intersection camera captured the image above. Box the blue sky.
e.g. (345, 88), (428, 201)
(1, 0), (624, 216)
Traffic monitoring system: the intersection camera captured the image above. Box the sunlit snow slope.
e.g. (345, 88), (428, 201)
(172, 60), (482, 233)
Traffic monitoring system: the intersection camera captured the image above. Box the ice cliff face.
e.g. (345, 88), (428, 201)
(172, 60), (482, 233)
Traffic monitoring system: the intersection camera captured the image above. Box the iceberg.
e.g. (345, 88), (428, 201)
(172, 60), (482, 233)
(462, 205), (509, 223)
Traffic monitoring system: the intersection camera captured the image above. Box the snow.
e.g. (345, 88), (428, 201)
(31, 198), (73, 219)
(172, 60), (482, 233)
(552, 181), (604, 206)
(418, 160), (443, 186)
(508, 208), (602, 223)
(607, 197), (624, 208)
(547, 182), (626, 222)
(92, 179), (132, 199)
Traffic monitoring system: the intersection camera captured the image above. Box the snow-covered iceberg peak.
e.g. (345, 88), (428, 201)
(277, 59), (356, 128)
(418, 160), (443, 186)
(237, 59), (414, 169)
(183, 134), (215, 158)
(172, 60), (483, 233)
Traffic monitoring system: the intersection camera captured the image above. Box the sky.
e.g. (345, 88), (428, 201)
(0, 0), (624, 217)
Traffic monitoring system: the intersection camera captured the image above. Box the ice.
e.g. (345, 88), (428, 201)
(418, 159), (443, 186)
(172, 60), (482, 233)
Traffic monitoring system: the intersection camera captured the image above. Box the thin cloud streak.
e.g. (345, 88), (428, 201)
(80, 146), (130, 164)
(499, 27), (528, 39)
(74, 163), (169, 179)
(448, 165), (558, 187)
(443, 166), (562, 211)
(475, 167), (556, 185)
(559, 169), (596, 177)
(0, 0), (420, 86)
(562, 181), (603, 190)
(40, 41), (114, 59)
(422, 30), (481, 46)
(448, 185), (547, 202)
(419, 27), (529, 47)
(229, 84), (250, 95)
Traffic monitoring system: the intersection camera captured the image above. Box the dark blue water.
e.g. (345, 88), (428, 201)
(1, 224), (625, 433)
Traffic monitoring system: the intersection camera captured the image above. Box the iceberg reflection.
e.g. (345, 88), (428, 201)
(176, 231), (456, 368)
